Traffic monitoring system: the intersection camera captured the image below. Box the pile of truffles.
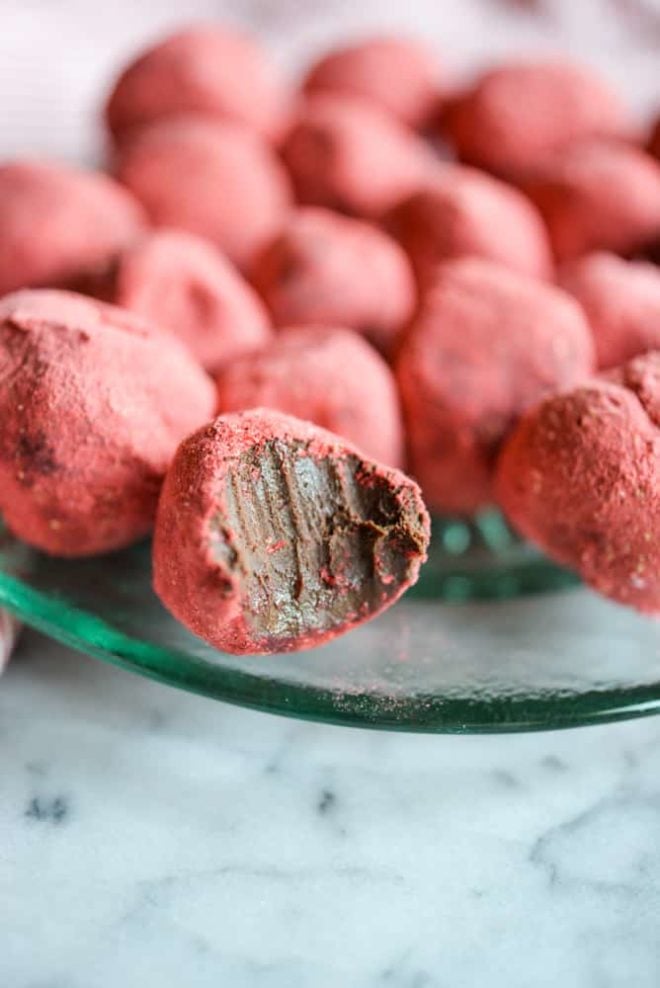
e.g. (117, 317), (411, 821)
(1, 24), (659, 654)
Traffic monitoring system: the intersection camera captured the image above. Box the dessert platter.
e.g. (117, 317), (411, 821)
(0, 24), (658, 731)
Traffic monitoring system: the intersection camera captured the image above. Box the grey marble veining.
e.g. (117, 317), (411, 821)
(3, 632), (660, 987)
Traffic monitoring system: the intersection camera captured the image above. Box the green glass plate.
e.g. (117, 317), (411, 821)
(1, 515), (659, 733)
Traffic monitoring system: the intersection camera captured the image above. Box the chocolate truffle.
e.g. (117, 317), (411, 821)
(559, 252), (660, 370)
(250, 207), (415, 354)
(281, 94), (433, 219)
(303, 36), (442, 129)
(79, 229), (272, 371)
(386, 164), (553, 286)
(524, 140), (660, 262)
(0, 290), (216, 557)
(496, 352), (660, 614)
(442, 60), (627, 179)
(396, 257), (595, 514)
(105, 25), (291, 144)
(153, 409), (430, 655)
(114, 116), (292, 270)
(0, 160), (146, 296)
(215, 326), (404, 467)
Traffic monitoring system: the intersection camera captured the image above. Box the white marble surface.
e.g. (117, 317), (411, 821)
(1, 1), (660, 984)
(3, 630), (660, 987)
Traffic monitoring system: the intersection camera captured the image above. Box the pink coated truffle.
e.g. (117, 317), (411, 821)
(114, 116), (292, 270)
(442, 59), (628, 180)
(524, 140), (660, 262)
(106, 24), (291, 144)
(153, 409), (430, 655)
(385, 164), (553, 286)
(215, 325), (404, 467)
(303, 36), (442, 129)
(496, 352), (660, 615)
(559, 252), (660, 370)
(249, 207), (415, 354)
(281, 94), (434, 219)
(396, 257), (595, 515)
(0, 289), (216, 557)
(0, 160), (146, 296)
(78, 229), (272, 371)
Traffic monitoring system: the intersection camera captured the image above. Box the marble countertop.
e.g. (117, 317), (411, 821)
(3, 630), (660, 987)
(1, 0), (660, 984)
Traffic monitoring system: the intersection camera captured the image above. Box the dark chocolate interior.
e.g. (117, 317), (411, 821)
(210, 439), (426, 650)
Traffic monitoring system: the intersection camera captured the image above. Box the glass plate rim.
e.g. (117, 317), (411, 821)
(2, 570), (660, 735)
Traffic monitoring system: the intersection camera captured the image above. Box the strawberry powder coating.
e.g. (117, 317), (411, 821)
(250, 207), (415, 355)
(496, 352), (660, 614)
(106, 24), (292, 144)
(215, 326), (404, 467)
(442, 59), (628, 180)
(282, 94), (434, 219)
(524, 140), (660, 262)
(115, 116), (292, 271)
(385, 164), (553, 287)
(78, 229), (272, 371)
(559, 252), (660, 370)
(0, 160), (146, 296)
(0, 289), (216, 556)
(303, 36), (442, 129)
(396, 257), (595, 514)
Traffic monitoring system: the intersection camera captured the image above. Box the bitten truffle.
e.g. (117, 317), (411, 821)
(559, 252), (660, 370)
(114, 116), (292, 270)
(215, 326), (404, 467)
(524, 140), (660, 262)
(0, 160), (146, 296)
(441, 59), (627, 179)
(0, 290), (216, 556)
(153, 409), (430, 655)
(78, 229), (272, 371)
(386, 164), (553, 286)
(303, 36), (442, 129)
(496, 352), (660, 614)
(250, 207), (415, 354)
(396, 257), (595, 514)
(281, 94), (433, 219)
(105, 25), (291, 144)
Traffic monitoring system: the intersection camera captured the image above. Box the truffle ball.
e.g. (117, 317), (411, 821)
(250, 207), (415, 354)
(442, 60), (627, 179)
(105, 25), (291, 144)
(0, 290), (216, 556)
(0, 160), (146, 296)
(496, 352), (660, 614)
(281, 94), (433, 219)
(303, 36), (442, 129)
(524, 140), (660, 262)
(559, 252), (660, 370)
(396, 257), (595, 514)
(114, 116), (292, 270)
(153, 409), (430, 655)
(78, 229), (272, 371)
(386, 164), (553, 286)
(215, 326), (404, 467)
